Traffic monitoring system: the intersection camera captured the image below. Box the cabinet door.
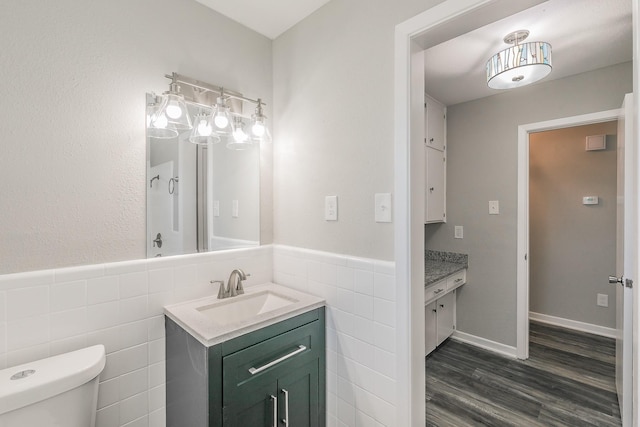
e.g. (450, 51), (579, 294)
(425, 301), (438, 356)
(425, 97), (445, 151)
(425, 147), (446, 223)
(277, 359), (321, 427)
(436, 292), (455, 346)
(223, 381), (278, 427)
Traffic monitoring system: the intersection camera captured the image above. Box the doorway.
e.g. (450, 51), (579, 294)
(394, 0), (638, 425)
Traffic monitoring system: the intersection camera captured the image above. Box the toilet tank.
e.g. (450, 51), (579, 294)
(0, 345), (106, 427)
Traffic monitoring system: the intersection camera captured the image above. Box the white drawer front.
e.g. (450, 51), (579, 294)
(446, 270), (466, 291)
(425, 280), (446, 304)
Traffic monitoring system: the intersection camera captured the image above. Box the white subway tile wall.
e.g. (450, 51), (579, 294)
(273, 245), (396, 427)
(0, 244), (397, 427)
(0, 246), (272, 427)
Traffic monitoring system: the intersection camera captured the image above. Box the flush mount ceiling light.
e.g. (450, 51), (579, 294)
(486, 30), (552, 90)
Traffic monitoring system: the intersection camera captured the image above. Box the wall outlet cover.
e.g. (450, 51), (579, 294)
(325, 195), (338, 221)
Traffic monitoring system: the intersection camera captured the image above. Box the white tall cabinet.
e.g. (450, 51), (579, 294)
(424, 95), (446, 223)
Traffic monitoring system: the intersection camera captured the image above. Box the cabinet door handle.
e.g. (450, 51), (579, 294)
(248, 345), (307, 375)
(270, 395), (277, 427)
(281, 389), (290, 426)
(433, 288), (444, 294)
(439, 304), (445, 308)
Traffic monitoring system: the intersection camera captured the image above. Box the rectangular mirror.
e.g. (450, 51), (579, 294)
(146, 93), (260, 257)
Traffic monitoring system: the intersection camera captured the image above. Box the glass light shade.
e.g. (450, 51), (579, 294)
(188, 113), (220, 145)
(486, 41), (552, 89)
(156, 93), (192, 130)
(249, 114), (272, 143)
(148, 111), (178, 139)
(226, 117), (253, 150)
(210, 97), (233, 135)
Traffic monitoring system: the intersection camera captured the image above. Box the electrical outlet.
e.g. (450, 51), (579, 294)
(454, 226), (463, 239)
(232, 200), (239, 218)
(597, 293), (608, 307)
(213, 200), (220, 217)
(325, 196), (338, 221)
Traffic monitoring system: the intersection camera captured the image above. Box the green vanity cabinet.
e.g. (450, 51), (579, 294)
(166, 307), (326, 427)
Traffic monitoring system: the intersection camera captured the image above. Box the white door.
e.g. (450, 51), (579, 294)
(613, 93), (634, 426)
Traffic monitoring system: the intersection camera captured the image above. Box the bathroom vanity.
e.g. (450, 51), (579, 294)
(164, 283), (325, 427)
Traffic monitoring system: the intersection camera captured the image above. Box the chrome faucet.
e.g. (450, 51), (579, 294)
(214, 269), (249, 299)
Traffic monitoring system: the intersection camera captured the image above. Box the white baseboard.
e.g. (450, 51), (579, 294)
(529, 312), (617, 339)
(451, 331), (518, 359)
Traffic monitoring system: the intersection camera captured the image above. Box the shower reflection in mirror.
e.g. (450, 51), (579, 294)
(146, 73), (264, 258)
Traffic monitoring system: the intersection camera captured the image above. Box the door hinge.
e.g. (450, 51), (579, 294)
(525, 254), (527, 261)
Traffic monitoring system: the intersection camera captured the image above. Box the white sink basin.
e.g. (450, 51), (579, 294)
(164, 283), (325, 346)
(196, 290), (298, 326)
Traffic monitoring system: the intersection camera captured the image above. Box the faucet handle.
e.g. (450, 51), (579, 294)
(211, 280), (226, 299)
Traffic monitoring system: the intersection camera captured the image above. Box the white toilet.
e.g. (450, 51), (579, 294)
(0, 345), (106, 427)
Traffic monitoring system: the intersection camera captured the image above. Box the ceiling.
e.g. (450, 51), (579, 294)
(424, 0), (633, 106)
(194, 0), (331, 39)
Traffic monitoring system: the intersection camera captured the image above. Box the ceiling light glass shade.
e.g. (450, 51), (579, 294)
(156, 92), (192, 130)
(486, 41), (552, 89)
(210, 96), (233, 135)
(188, 112), (220, 145)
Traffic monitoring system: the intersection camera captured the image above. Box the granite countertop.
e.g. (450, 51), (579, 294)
(425, 250), (468, 286)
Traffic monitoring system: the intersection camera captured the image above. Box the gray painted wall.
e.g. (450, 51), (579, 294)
(529, 122), (617, 328)
(0, 0), (273, 274)
(272, 0), (442, 261)
(425, 62), (632, 346)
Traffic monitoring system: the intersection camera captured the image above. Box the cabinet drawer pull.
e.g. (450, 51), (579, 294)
(270, 395), (277, 427)
(281, 388), (290, 426)
(248, 345), (307, 375)
(454, 278), (463, 284)
(433, 288), (444, 294)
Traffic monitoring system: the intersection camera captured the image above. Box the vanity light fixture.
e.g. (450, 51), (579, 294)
(486, 30), (552, 90)
(148, 72), (271, 147)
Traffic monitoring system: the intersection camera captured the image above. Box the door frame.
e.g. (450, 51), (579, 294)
(515, 108), (622, 360)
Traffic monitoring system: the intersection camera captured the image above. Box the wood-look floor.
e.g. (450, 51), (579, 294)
(426, 321), (621, 426)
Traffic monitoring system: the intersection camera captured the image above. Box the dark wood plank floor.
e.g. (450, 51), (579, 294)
(426, 321), (621, 426)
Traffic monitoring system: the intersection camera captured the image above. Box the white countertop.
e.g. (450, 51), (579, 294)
(164, 282), (325, 347)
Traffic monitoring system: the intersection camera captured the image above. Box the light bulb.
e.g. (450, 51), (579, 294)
(153, 113), (168, 129)
(252, 122), (265, 137)
(197, 119), (212, 136)
(165, 102), (182, 119)
(233, 127), (248, 143)
(214, 114), (229, 129)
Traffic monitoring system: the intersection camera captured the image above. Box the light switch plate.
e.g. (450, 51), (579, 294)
(454, 226), (463, 239)
(325, 196), (338, 221)
(232, 200), (239, 218)
(375, 193), (392, 223)
(489, 200), (499, 215)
